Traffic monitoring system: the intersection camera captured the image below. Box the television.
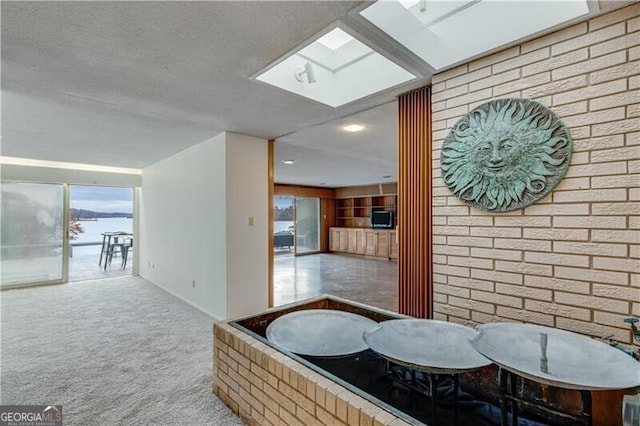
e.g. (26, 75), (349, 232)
(370, 210), (393, 229)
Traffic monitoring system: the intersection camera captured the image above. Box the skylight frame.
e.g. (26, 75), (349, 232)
(359, 0), (595, 72)
(252, 22), (418, 108)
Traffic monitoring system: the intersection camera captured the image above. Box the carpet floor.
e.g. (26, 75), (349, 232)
(0, 276), (244, 426)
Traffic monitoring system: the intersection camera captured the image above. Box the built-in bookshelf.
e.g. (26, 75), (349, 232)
(336, 194), (397, 228)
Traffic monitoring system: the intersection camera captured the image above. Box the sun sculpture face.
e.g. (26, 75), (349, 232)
(440, 98), (573, 212)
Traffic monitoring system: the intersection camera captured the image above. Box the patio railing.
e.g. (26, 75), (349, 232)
(69, 241), (102, 257)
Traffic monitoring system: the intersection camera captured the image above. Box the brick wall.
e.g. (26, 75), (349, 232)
(213, 322), (410, 426)
(431, 3), (640, 343)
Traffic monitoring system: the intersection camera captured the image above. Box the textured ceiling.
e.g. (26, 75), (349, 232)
(275, 101), (398, 187)
(1, 1), (422, 180)
(1, 1), (631, 187)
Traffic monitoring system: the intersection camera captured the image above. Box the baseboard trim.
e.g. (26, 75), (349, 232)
(140, 274), (223, 322)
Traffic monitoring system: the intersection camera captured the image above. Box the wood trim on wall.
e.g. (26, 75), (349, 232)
(320, 198), (336, 252)
(268, 140), (275, 308)
(397, 86), (433, 318)
(274, 184), (335, 199)
(334, 183), (397, 198)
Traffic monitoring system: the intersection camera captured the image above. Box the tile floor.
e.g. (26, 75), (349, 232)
(273, 251), (398, 312)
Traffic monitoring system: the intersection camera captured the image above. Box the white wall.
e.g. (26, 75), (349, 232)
(140, 132), (269, 320)
(225, 132), (269, 319)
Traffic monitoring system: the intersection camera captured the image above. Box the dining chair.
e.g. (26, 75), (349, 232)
(106, 239), (126, 267)
(121, 238), (133, 268)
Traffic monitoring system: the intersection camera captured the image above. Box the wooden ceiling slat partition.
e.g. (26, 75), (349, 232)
(398, 86), (433, 318)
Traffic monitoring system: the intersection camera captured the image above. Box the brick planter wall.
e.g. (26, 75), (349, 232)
(213, 322), (411, 426)
(431, 3), (640, 343)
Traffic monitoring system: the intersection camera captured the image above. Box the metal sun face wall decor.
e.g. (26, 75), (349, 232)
(440, 98), (573, 212)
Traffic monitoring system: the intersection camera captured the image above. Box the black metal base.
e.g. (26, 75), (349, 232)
(306, 351), (556, 426)
(499, 368), (592, 426)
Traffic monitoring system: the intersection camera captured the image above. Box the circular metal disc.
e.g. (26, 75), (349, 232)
(470, 322), (640, 390)
(363, 319), (492, 374)
(266, 309), (378, 357)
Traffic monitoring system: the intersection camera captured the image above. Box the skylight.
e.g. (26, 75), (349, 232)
(255, 25), (416, 108)
(316, 28), (354, 51)
(398, 0), (482, 26)
(360, 0), (592, 71)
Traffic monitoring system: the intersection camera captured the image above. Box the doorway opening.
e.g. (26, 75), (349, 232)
(68, 185), (134, 282)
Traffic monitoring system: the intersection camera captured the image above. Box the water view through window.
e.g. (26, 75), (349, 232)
(69, 186), (133, 256)
(1, 182), (65, 287)
(69, 186), (133, 281)
(0, 183), (135, 287)
(274, 195), (320, 255)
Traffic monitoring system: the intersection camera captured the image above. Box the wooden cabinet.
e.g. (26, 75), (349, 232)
(376, 230), (389, 258)
(389, 230), (398, 259)
(330, 228), (348, 252)
(329, 228), (340, 252)
(331, 228), (366, 255)
(332, 227), (391, 259)
(365, 229), (389, 258)
(347, 228), (365, 254)
(364, 230), (377, 256)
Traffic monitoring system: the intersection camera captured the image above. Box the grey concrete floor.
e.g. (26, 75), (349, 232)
(273, 251), (398, 312)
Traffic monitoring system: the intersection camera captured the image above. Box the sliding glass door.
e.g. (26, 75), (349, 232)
(294, 197), (320, 255)
(273, 195), (321, 255)
(1, 182), (65, 287)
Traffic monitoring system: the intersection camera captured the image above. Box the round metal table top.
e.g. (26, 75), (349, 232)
(362, 319), (492, 374)
(266, 309), (379, 357)
(470, 322), (640, 390)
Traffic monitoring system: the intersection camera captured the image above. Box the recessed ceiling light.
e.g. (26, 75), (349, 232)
(343, 124), (365, 133)
(281, 160), (296, 165)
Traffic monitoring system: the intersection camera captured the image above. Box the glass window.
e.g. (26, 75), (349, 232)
(1, 182), (65, 287)
(295, 197), (320, 254)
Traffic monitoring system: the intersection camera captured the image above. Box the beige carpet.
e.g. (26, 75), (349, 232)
(0, 276), (244, 426)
